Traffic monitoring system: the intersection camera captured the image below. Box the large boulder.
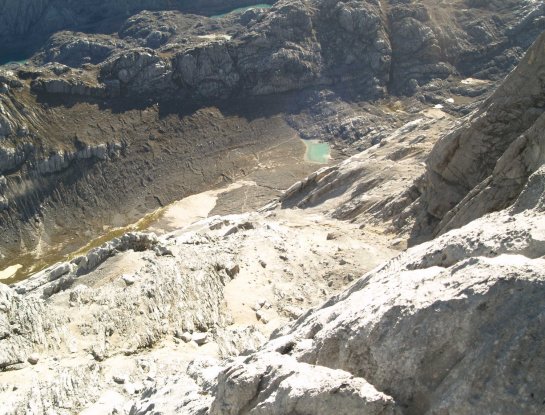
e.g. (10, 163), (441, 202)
(210, 351), (399, 415)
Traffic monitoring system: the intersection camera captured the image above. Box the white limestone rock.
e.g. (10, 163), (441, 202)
(209, 351), (399, 415)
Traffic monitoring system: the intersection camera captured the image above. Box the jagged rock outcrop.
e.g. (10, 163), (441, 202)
(100, 49), (174, 97)
(31, 76), (120, 98)
(420, 30), (545, 235)
(209, 351), (399, 415)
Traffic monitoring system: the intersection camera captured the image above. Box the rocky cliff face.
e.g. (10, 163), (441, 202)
(17, 0), (542, 100)
(419, 30), (545, 236)
(87, 0), (545, 99)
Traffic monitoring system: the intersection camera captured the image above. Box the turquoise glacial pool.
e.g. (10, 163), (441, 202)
(303, 140), (331, 164)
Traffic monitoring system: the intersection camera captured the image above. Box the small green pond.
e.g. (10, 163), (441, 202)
(212, 3), (273, 18)
(303, 140), (331, 164)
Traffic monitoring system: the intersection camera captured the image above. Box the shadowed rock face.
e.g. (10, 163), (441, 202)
(0, 0), (274, 61)
(13, 0), (545, 99)
(76, 0), (545, 99)
(420, 31), (545, 235)
(0, 86), (309, 272)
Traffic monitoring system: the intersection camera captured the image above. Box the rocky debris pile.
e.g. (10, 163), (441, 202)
(117, 11), (238, 50)
(32, 142), (122, 174)
(208, 351), (399, 415)
(14, 232), (161, 297)
(37, 32), (128, 68)
(284, 89), (417, 148)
